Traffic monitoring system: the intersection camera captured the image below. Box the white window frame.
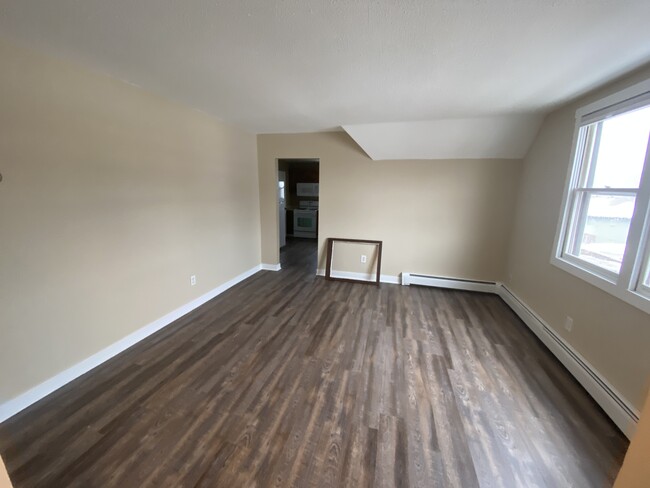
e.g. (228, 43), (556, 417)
(551, 78), (650, 315)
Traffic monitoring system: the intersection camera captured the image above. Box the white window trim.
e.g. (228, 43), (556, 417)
(633, 209), (650, 299)
(551, 78), (650, 315)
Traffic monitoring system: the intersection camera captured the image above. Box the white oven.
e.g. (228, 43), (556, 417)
(293, 201), (318, 238)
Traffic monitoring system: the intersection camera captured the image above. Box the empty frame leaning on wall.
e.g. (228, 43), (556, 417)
(325, 237), (383, 286)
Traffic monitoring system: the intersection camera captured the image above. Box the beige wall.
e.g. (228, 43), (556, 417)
(0, 39), (261, 404)
(615, 389), (650, 487)
(258, 132), (522, 280)
(505, 65), (650, 412)
(0, 457), (12, 488)
(330, 241), (381, 278)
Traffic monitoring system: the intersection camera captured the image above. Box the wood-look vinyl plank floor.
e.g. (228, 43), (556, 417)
(0, 238), (628, 487)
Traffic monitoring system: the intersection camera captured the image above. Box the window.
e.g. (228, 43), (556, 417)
(553, 79), (650, 313)
(641, 251), (650, 297)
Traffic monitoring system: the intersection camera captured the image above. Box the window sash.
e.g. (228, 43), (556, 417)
(576, 123), (602, 188)
(563, 188), (638, 277)
(552, 78), (650, 315)
(639, 282), (650, 299)
(633, 227), (650, 297)
(579, 91), (650, 126)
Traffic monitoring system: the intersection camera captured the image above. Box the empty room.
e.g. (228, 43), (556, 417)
(1, 1), (650, 487)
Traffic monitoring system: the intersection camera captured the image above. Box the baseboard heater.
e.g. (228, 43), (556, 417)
(499, 286), (640, 430)
(543, 316), (639, 423)
(401, 272), (497, 294)
(402, 271), (639, 438)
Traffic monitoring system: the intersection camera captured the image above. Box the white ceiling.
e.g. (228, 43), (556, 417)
(1, 1), (649, 145)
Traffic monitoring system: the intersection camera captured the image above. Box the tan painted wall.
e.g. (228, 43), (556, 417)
(0, 39), (261, 404)
(614, 388), (650, 487)
(504, 65), (650, 412)
(0, 458), (12, 488)
(258, 132), (522, 281)
(330, 241), (381, 278)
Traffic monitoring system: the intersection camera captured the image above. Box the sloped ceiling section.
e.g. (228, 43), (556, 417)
(342, 115), (544, 160)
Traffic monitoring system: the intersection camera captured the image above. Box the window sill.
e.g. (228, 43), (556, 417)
(550, 256), (650, 315)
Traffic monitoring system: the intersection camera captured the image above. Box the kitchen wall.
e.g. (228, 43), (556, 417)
(258, 132), (522, 280)
(504, 64), (650, 412)
(0, 39), (261, 405)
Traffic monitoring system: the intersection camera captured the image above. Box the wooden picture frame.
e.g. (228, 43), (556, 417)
(325, 237), (383, 286)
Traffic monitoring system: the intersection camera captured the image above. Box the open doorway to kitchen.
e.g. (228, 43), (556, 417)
(278, 159), (319, 272)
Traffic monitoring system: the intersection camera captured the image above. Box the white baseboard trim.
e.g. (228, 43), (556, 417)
(0, 264), (263, 424)
(402, 272), (498, 294)
(497, 283), (639, 439)
(315, 268), (400, 284)
(261, 263), (281, 271)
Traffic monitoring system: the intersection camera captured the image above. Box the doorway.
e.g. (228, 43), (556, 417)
(278, 159), (320, 270)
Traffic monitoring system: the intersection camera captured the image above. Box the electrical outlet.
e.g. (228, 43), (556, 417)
(361, 255), (367, 264)
(190, 275), (197, 286)
(564, 316), (573, 332)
